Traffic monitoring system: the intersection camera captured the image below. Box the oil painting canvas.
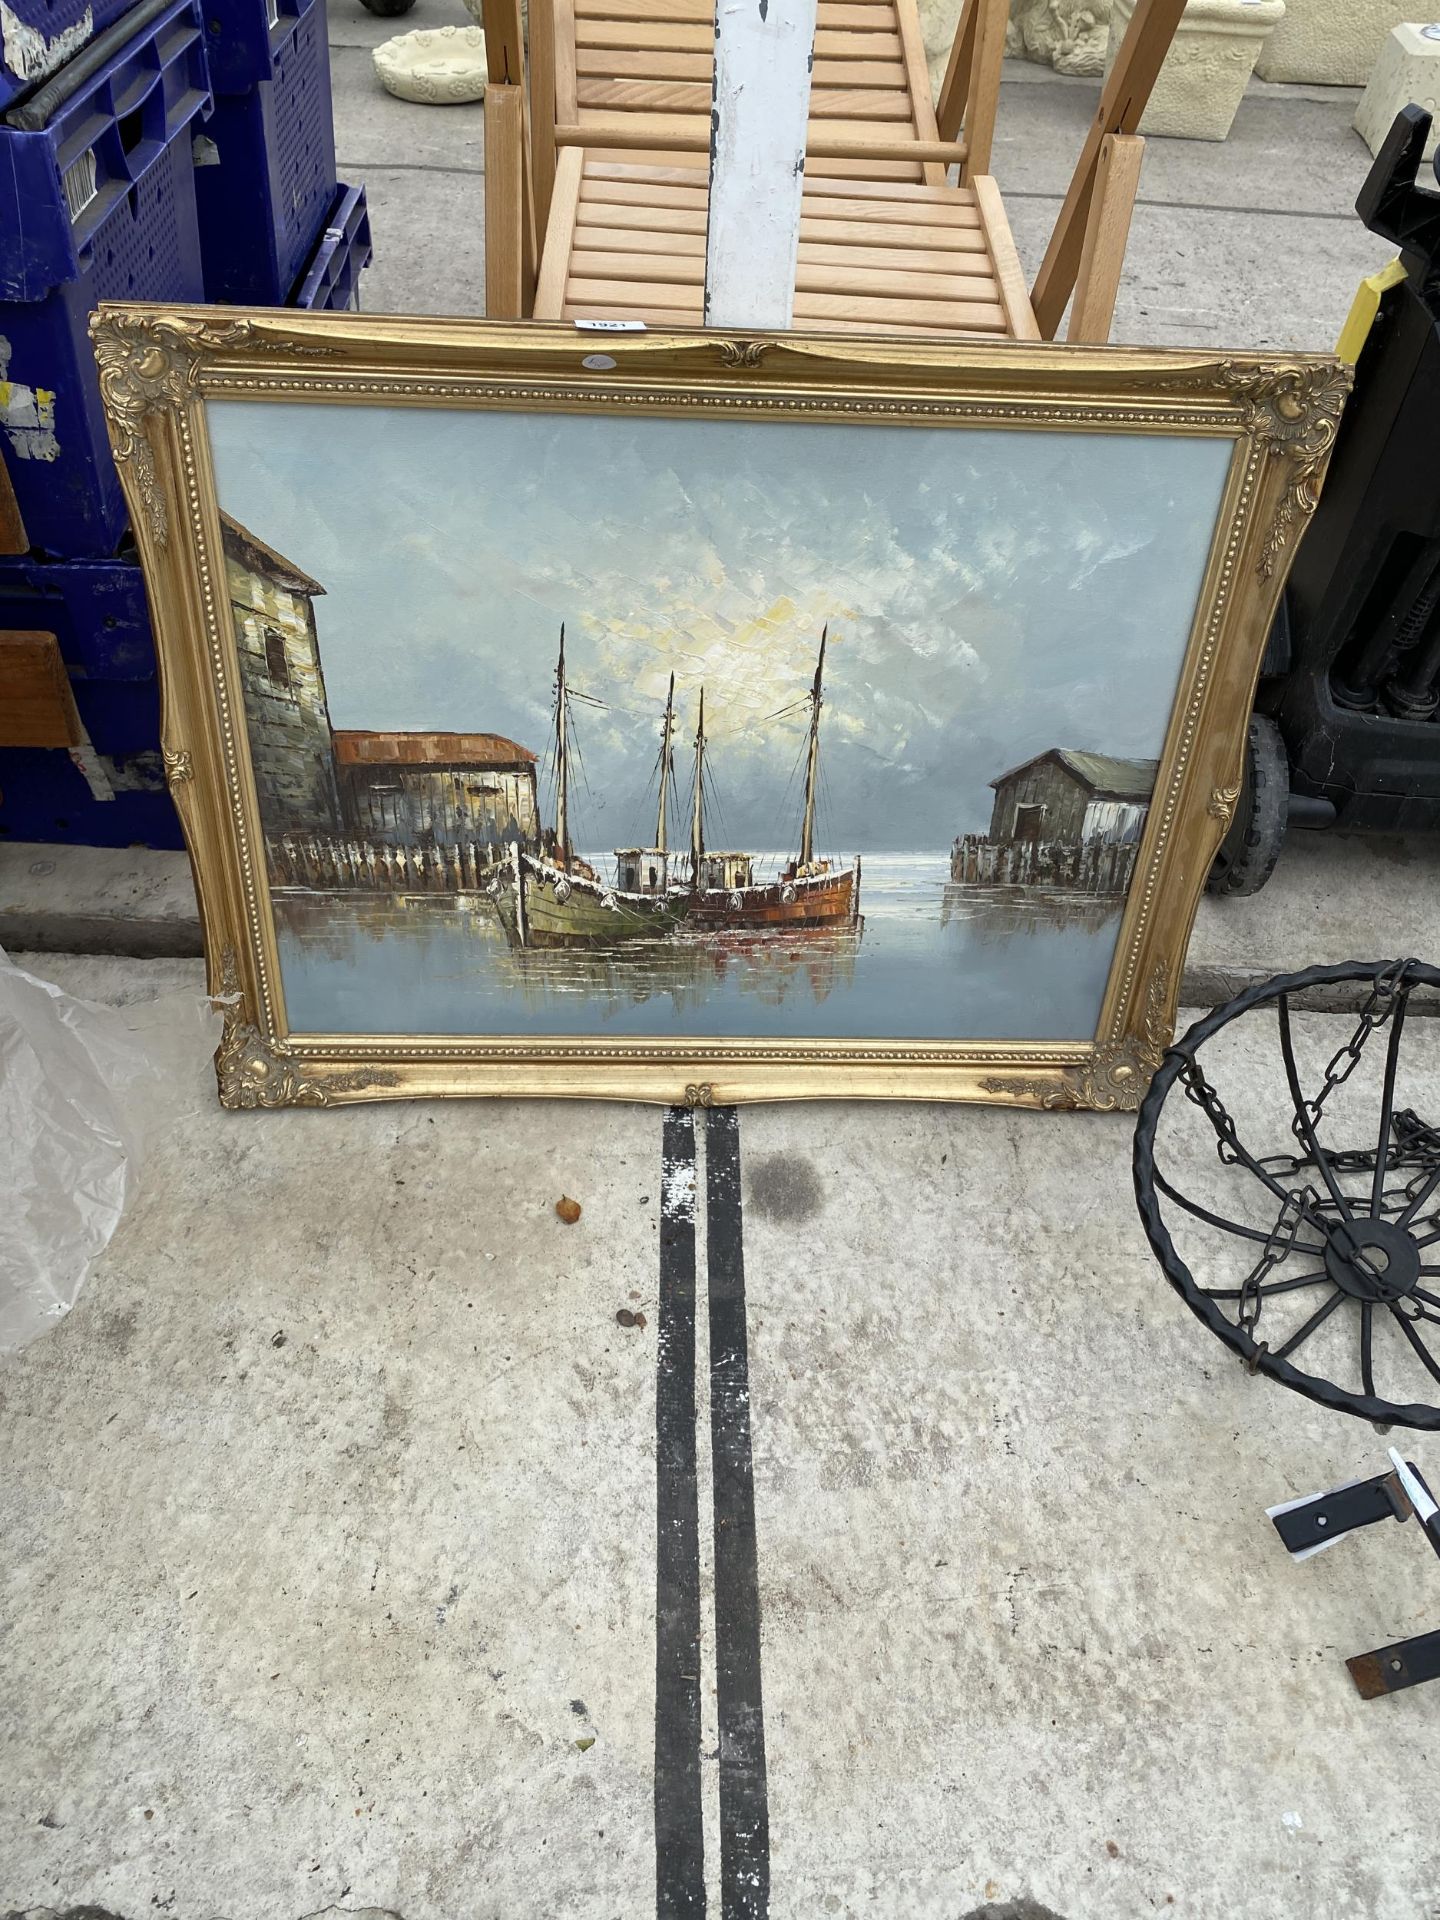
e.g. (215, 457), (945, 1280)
(204, 401), (1230, 1044)
(95, 314), (1346, 1105)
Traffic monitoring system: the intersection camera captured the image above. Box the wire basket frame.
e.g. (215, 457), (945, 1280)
(1134, 959), (1440, 1430)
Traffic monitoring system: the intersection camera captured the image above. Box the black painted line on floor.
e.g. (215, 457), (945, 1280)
(705, 1106), (771, 1920)
(656, 1107), (707, 1918)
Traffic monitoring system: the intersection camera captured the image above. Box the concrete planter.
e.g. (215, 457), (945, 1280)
(1255, 0), (1415, 87)
(1354, 24), (1440, 161)
(1107, 0), (1284, 141)
(372, 25), (488, 104)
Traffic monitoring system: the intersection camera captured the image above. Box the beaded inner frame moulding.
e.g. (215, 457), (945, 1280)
(92, 306), (1347, 1110)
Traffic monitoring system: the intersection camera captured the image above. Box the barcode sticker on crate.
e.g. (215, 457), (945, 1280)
(62, 149), (99, 223)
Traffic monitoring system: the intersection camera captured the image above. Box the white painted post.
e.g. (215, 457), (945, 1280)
(703, 0), (818, 330)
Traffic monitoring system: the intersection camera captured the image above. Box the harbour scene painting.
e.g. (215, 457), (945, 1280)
(204, 400), (1234, 1043)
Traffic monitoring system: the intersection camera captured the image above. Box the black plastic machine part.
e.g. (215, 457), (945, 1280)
(1258, 106), (1440, 839)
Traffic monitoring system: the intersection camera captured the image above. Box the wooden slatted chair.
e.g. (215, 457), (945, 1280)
(536, 157), (1035, 337)
(533, 0), (1038, 339)
(483, 0), (1185, 345)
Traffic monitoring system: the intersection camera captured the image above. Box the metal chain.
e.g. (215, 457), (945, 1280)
(1181, 1060), (1246, 1166)
(1259, 1109), (1440, 1187)
(1291, 959), (1413, 1144)
(1238, 1185), (1316, 1334)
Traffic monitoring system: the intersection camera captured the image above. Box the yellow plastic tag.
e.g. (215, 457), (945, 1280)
(1336, 257), (1408, 364)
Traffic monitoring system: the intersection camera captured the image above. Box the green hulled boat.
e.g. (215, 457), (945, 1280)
(491, 630), (690, 950)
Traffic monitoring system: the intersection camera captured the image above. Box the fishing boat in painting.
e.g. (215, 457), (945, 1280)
(686, 628), (861, 931)
(492, 631), (690, 949)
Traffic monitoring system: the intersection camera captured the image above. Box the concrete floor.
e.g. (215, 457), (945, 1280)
(5, 956), (1440, 1919)
(6, 25), (1440, 1920)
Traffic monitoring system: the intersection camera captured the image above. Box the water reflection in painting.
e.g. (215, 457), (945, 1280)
(274, 853), (1123, 1040)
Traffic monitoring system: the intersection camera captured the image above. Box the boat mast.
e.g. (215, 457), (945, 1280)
(554, 624), (569, 862)
(690, 686), (706, 880)
(799, 625), (827, 867)
(656, 671), (675, 858)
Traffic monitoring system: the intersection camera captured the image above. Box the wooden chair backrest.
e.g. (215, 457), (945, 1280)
(529, 0), (970, 236)
(503, 0), (1185, 339)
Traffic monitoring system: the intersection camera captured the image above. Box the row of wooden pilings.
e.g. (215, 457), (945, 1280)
(949, 833), (1138, 895)
(268, 834), (515, 893)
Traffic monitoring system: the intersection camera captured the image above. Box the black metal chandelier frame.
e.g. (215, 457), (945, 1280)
(1134, 959), (1440, 1430)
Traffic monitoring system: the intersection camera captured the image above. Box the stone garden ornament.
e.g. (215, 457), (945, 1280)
(372, 22), (488, 103)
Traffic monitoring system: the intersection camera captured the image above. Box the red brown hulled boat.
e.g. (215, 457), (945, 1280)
(685, 628), (862, 932)
(686, 856), (860, 929)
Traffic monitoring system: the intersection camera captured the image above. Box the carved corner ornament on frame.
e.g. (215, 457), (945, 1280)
(213, 949), (397, 1109)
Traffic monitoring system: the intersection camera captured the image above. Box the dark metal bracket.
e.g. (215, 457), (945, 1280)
(1269, 1468), (1409, 1555)
(1349, 1628), (1440, 1699)
(1270, 1449), (1440, 1697)
(1357, 105), (1440, 297)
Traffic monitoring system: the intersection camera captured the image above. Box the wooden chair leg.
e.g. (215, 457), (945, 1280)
(1066, 132), (1145, 343)
(1031, 0), (1185, 338)
(534, 145), (582, 317)
(529, 0), (558, 240)
(959, 0), (1006, 180)
(480, 0), (535, 315)
(485, 82), (528, 318)
(522, 100), (538, 306)
(935, 0), (975, 144)
(480, 0), (524, 86)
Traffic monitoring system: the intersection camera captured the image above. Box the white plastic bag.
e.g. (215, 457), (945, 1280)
(0, 948), (219, 1355)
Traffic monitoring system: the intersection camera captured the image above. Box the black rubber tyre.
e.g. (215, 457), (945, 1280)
(1206, 712), (1288, 898)
(358, 0), (416, 15)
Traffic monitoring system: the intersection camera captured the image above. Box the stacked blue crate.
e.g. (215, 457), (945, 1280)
(0, 551), (182, 845)
(1, 0), (146, 112)
(0, 0), (211, 556)
(0, 0), (212, 849)
(293, 180), (371, 310)
(194, 0), (338, 303)
(0, 0), (368, 852)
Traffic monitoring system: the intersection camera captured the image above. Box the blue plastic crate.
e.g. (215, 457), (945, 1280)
(0, 0), (210, 556)
(0, 548), (155, 677)
(0, 0), (147, 113)
(0, 0), (210, 300)
(293, 179), (369, 311)
(0, 546), (181, 845)
(194, 0), (335, 303)
(0, 746), (182, 846)
(200, 0), (322, 95)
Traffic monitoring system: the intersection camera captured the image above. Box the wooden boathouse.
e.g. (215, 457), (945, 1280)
(951, 748), (1158, 894)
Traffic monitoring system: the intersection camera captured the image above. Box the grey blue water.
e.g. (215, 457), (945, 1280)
(273, 852), (1123, 1042)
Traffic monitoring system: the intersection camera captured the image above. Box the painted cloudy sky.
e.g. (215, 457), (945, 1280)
(207, 400), (1233, 851)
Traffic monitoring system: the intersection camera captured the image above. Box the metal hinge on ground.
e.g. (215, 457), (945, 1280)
(1268, 1448), (1440, 1697)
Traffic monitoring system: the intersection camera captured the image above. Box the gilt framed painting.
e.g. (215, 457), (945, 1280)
(93, 309), (1346, 1108)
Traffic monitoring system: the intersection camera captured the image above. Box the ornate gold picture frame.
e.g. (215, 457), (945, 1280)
(92, 305), (1346, 1110)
